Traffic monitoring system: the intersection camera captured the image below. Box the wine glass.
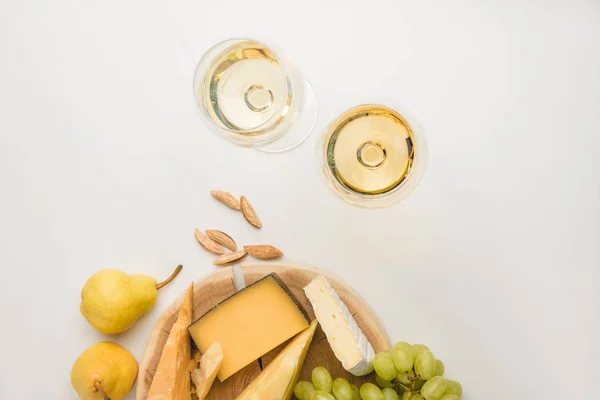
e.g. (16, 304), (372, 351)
(193, 38), (318, 153)
(317, 100), (428, 208)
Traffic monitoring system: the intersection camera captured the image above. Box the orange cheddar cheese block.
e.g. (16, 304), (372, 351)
(188, 274), (309, 381)
(147, 282), (193, 400)
(191, 342), (224, 399)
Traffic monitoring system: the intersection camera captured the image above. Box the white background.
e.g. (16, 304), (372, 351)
(1, 0), (599, 399)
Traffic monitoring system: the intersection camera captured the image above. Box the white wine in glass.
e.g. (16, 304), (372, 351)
(193, 38), (318, 152)
(318, 103), (427, 208)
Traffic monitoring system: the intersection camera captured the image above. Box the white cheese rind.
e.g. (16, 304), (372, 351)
(304, 275), (375, 376)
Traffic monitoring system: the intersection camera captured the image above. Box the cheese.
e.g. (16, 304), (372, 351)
(147, 282), (193, 400)
(303, 275), (375, 376)
(235, 320), (318, 400)
(191, 342), (224, 399)
(188, 274), (310, 381)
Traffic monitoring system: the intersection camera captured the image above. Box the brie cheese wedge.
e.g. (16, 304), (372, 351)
(304, 274), (375, 376)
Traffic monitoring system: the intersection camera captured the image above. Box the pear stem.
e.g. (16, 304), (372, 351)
(156, 264), (183, 290)
(94, 382), (111, 400)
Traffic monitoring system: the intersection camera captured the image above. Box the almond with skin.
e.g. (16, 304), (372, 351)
(240, 196), (262, 228)
(210, 190), (241, 210)
(244, 245), (283, 260)
(206, 230), (237, 251)
(213, 250), (248, 266)
(195, 229), (224, 255)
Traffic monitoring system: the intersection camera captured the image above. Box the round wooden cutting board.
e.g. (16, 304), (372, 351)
(137, 262), (391, 399)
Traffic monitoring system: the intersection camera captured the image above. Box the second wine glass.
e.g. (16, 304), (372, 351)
(193, 38), (318, 153)
(317, 101), (428, 208)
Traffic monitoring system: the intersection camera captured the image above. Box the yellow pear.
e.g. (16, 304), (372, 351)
(80, 265), (182, 334)
(71, 341), (138, 400)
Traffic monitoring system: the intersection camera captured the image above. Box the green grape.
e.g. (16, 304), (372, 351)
(359, 383), (385, 400)
(396, 370), (416, 386)
(411, 344), (429, 358)
(394, 341), (413, 355)
(412, 379), (426, 391)
(373, 352), (397, 381)
(376, 374), (396, 389)
(382, 388), (400, 400)
(351, 385), (361, 400)
(392, 346), (414, 372)
(414, 350), (435, 380)
(439, 395), (460, 400)
(310, 391), (336, 400)
(421, 377), (447, 400)
(295, 381), (316, 400)
(434, 360), (444, 377)
(332, 378), (353, 400)
(312, 367), (333, 393)
(401, 393), (423, 400)
(443, 380), (462, 396)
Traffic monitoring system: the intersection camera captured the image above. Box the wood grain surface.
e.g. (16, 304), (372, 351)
(136, 263), (391, 400)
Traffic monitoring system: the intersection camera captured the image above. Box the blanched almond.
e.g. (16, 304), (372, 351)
(210, 190), (241, 210)
(240, 196), (261, 228)
(206, 230), (237, 251)
(244, 245), (283, 260)
(213, 250), (248, 266)
(194, 229), (224, 255)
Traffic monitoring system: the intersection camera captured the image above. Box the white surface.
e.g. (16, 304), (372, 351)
(0, 0), (599, 399)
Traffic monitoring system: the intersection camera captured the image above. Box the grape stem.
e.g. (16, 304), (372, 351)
(397, 372), (422, 394)
(410, 374), (421, 393)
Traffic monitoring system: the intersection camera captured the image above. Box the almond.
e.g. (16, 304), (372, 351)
(244, 245), (283, 260)
(194, 229), (224, 255)
(206, 230), (237, 251)
(240, 196), (262, 228)
(210, 190), (241, 210)
(213, 250), (248, 266)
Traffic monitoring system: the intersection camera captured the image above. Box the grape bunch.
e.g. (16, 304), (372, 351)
(293, 342), (463, 400)
(372, 342), (463, 400)
(294, 366), (360, 400)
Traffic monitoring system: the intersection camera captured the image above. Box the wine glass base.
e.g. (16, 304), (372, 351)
(256, 78), (318, 153)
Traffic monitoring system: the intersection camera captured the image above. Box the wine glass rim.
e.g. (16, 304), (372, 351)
(192, 37), (293, 139)
(316, 98), (428, 208)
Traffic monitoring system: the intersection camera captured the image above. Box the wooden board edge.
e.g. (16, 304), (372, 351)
(137, 263), (391, 399)
(136, 267), (235, 400)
